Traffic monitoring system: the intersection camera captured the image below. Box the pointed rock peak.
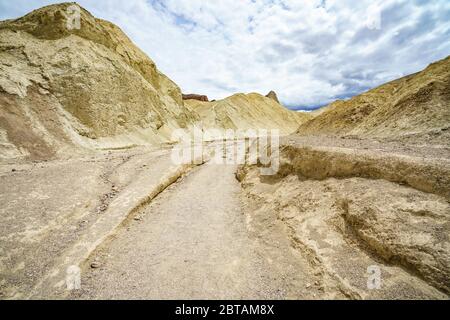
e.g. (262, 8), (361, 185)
(265, 90), (280, 103)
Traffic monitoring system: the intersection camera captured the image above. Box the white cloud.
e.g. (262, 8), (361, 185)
(1, 0), (449, 109)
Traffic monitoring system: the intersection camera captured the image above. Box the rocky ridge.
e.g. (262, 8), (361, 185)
(0, 3), (199, 160)
(185, 93), (311, 135)
(265, 90), (280, 104)
(298, 56), (450, 144)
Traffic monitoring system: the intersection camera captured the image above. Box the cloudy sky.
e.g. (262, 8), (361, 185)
(1, 0), (449, 110)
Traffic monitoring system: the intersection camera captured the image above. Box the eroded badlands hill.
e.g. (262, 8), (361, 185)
(298, 56), (450, 143)
(1, 2), (449, 301)
(0, 3), (199, 160)
(238, 135), (450, 299)
(0, 3), (312, 162)
(237, 57), (450, 299)
(185, 92), (311, 135)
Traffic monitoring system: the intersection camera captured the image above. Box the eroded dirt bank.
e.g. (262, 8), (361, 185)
(1, 137), (449, 300)
(69, 163), (327, 299)
(238, 136), (450, 299)
(0, 145), (203, 299)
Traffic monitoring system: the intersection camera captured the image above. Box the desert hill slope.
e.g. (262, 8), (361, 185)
(0, 3), (199, 160)
(0, 3), (314, 161)
(298, 56), (450, 142)
(185, 92), (312, 135)
(237, 56), (450, 298)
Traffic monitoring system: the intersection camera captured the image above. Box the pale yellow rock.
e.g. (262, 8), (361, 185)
(0, 3), (198, 160)
(298, 56), (450, 143)
(186, 92), (312, 135)
(239, 135), (450, 298)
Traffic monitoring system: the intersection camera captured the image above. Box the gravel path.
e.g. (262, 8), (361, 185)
(72, 162), (316, 299)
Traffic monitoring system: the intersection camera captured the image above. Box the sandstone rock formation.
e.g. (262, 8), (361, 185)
(236, 56), (450, 299)
(238, 135), (450, 298)
(182, 94), (209, 102)
(0, 2), (314, 161)
(297, 56), (450, 143)
(265, 90), (280, 104)
(185, 93), (312, 135)
(0, 3), (198, 160)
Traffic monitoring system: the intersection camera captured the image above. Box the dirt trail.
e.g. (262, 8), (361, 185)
(72, 163), (319, 299)
(2, 137), (448, 300)
(0, 146), (201, 299)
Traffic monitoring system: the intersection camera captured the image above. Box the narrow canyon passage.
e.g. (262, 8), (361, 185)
(1, 1), (449, 304)
(72, 163), (315, 299)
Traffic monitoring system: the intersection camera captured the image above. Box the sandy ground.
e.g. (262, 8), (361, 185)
(1, 137), (449, 300)
(70, 163), (321, 299)
(0, 145), (189, 299)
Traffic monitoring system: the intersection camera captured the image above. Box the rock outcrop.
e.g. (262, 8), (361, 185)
(297, 56), (450, 143)
(182, 94), (209, 102)
(0, 3), (198, 160)
(185, 93), (312, 135)
(265, 90), (280, 104)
